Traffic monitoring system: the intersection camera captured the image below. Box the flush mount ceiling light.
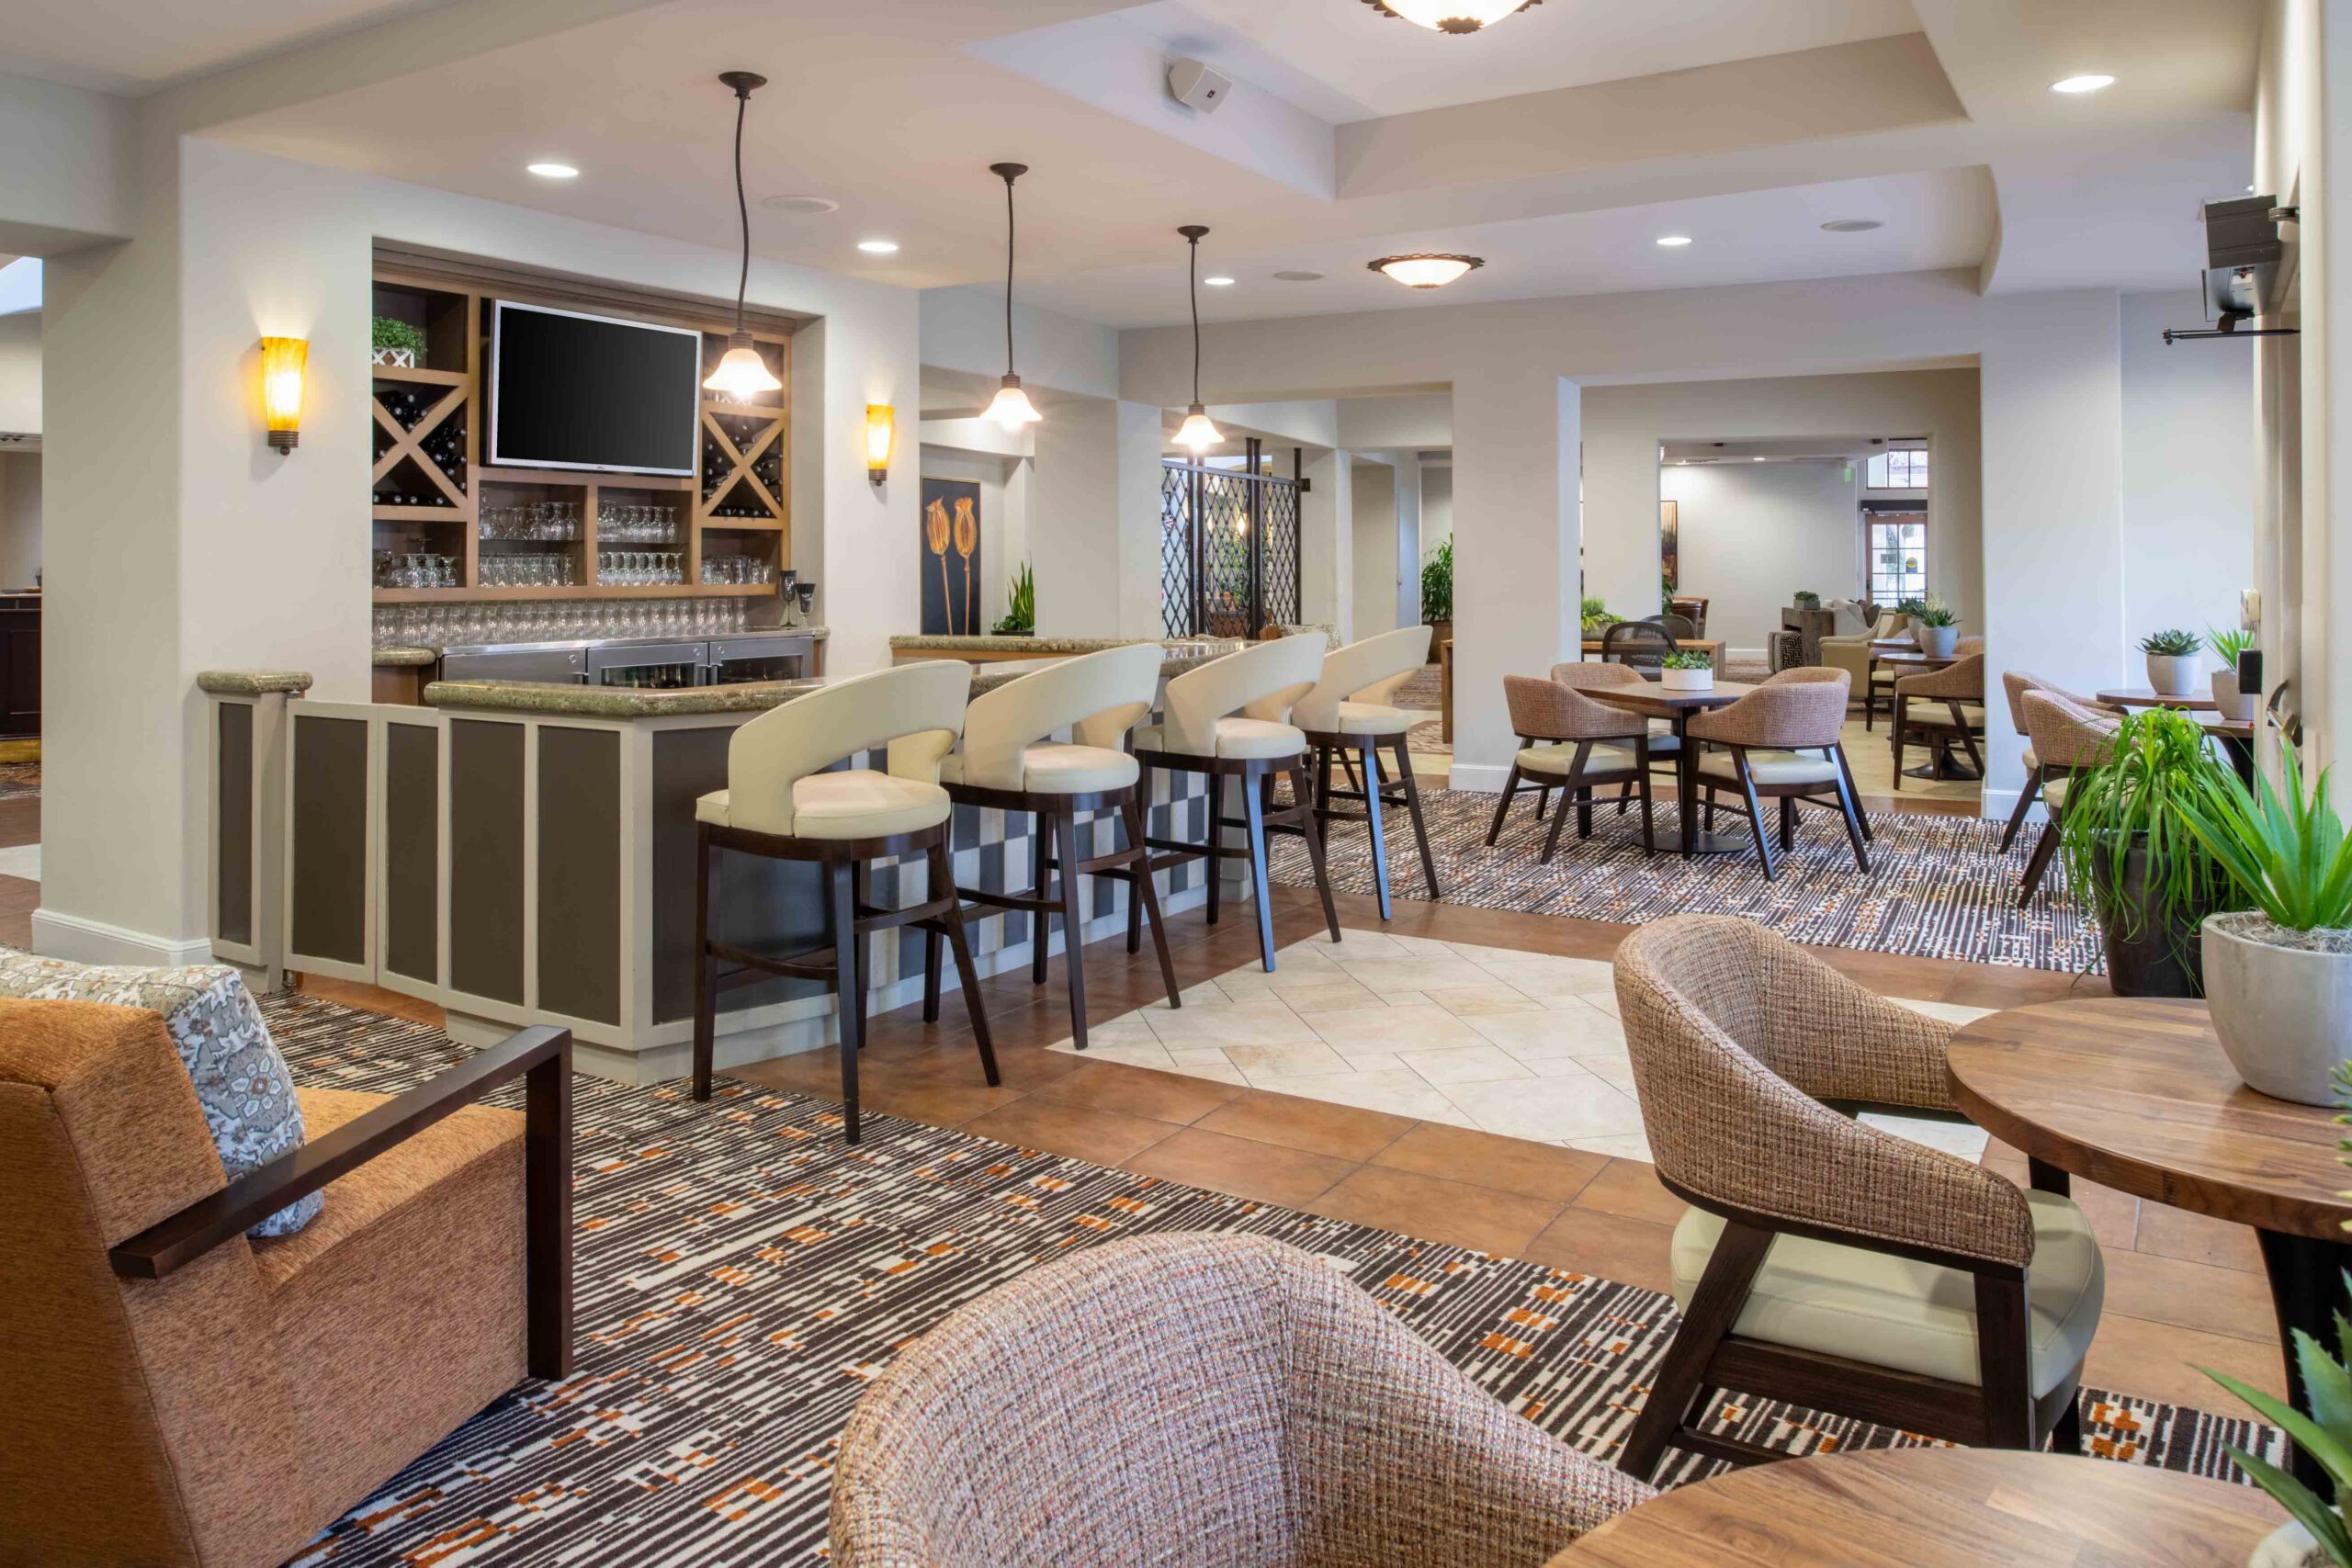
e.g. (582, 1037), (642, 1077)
(984, 163), (1043, 428)
(1204, 275), (1236, 287)
(2051, 73), (2115, 94)
(1655, 234), (1693, 247)
(526, 162), (579, 179)
(1359, 0), (1542, 34)
(857, 239), (900, 254)
(1821, 219), (1883, 233)
(1369, 254), (1484, 288)
(703, 72), (784, 400)
(763, 193), (838, 214)
(1272, 269), (1326, 282)
(1174, 224), (1224, 454)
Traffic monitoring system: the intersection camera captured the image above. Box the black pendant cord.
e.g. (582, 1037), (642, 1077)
(729, 86), (751, 333)
(1189, 234), (1203, 405)
(1002, 174), (1017, 377)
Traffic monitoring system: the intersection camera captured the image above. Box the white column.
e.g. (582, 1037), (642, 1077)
(1029, 397), (1162, 638)
(1114, 401), (1163, 637)
(1350, 459), (1398, 637)
(1449, 369), (1580, 788)
(1300, 447), (1351, 638)
(1393, 450), (1424, 634)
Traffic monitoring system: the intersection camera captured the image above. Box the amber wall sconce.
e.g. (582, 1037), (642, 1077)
(865, 403), (895, 483)
(260, 336), (308, 454)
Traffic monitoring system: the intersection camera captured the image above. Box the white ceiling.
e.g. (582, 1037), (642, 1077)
(3, 0), (461, 95)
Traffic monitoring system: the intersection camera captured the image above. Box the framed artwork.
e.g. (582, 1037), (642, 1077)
(920, 477), (982, 636)
(1659, 499), (1679, 593)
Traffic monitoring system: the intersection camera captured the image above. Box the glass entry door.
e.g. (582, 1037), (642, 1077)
(1868, 514), (1927, 604)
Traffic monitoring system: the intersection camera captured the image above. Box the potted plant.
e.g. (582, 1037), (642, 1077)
(1420, 536), (1453, 660)
(990, 559), (1035, 637)
(1580, 594), (1618, 637)
(1893, 596), (1929, 646)
(372, 316), (426, 369)
(1660, 649), (1714, 693)
(2058, 707), (2233, 997)
(2211, 626), (2259, 721)
(2143, 627), (2204, 696)
(1792, 589), (1821, 609)
(1912, 594), (1961, 658)
(2178, 749), (2352, 1104)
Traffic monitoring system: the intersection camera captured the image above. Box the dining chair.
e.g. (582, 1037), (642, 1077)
(1683, 669), (1870, 878)
(1668, 595), (1710, 637)
(926, 644), (1177, 1052)
(1485, 672), (1657, 863)
(831, 1234), (1655, 1568)
(691, 660), (998, 1140)
(1550, 660), (1679, 823)
(1292, 626), (1442, 919)
(1651, 612), (1699, 643)
(1611, 916), (2103, 1480)
(1132, 634), (1341, 970)
(1997, 672), (2124, 853)
(1600, 619), (1675, 676)
(2015, 690), (2121, 904)
(1890, 652), (1987, 788)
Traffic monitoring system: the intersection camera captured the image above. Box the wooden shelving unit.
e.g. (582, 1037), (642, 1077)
(371, 258), (794, 605)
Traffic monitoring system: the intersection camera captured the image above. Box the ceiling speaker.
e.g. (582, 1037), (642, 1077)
(1168, 59), (1233, 115)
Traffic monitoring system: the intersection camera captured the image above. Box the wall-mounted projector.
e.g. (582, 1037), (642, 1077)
(1168, 59), (1233, 114)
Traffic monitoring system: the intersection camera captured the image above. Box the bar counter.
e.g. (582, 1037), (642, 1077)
(199, 659), (1214, 1083)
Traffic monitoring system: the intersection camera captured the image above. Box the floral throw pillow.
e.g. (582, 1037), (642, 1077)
(0, 952), (317, 1235)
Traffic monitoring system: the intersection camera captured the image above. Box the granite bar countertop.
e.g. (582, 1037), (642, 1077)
(890, 634), (1235, 658)
(373, 626), (831, 665)
(372, 646), (438, 667)
(197, 671), (316, 695)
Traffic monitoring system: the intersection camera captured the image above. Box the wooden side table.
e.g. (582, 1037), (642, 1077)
(1439, 637), (1453, 745)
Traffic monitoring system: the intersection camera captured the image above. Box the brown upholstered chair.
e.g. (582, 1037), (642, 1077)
(0, 998), (571, 1568)
(1668, 595), (1710, 637)
(831, 1233), (1654, 1566)
(1891, 651), (1987, 787)
(1610, 917), (2103, 1481)
(2015, 690), (2121, 904)
(1553, 660), (1679, 819)
(1486, 669), (1657, 862)
(1997, 672), (2123, 853)
(1683, 669), (1870, 877)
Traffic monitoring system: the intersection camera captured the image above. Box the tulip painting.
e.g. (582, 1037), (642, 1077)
(952, 496), (978, 636)
(919, 478), (983, 636)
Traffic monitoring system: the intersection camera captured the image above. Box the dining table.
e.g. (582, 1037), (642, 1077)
(1580, 636), (1725, 675)
(1873, 649), (1979, 780)
(2097, 688), (2257, 782)
(1587, 680), (1757, 856)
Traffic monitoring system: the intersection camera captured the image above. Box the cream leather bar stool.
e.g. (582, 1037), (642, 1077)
(1290, 626), (1441, 920)
(1131, 634), (1341, 970)
(691, 660), (997, 1143)
(923, 644), (1180, 1052)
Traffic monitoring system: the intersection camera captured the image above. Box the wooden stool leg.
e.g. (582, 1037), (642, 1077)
(1779, 795), (1797, 852)
(829, 860), (863, 1144)
(1125, 795), (1181, 1009)
(851, 859), (872, 1046)
(1204, 772), (1224, 929)
(1361, 740), (1393, 922)
(1241, 769), (1279, 970)
(929, 839), (999, 1087)
(922, 925), (943, 1023)
(1055, 808), (1091, 1050)
(692, 822), (718, 1101)
(1030, 812), (1054, 984)
(1391, 737), (1442, 898)
(1291, 761), (1341, 944)
(1127, 762), (1152, 953)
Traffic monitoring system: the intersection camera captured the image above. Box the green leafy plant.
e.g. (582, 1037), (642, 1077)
(1894, 596), (1930, 620)
(371, 316), (426, 355)
(2210, 626), (2256, 671)
(2204, 1291), (2352, 1566)
(990, 559), (1035, 636)
(1792, 589), (1821, 605)
(1420, 536), (1454, 624)
(2141, 627), (2202, 657)
(2056, 707), (2232, 946)
(1912, 594), (1959, 629)
(1580, 594), (1618, 634)
(2179, 748), (2352, 931)
(1662, 650), (1713, 671)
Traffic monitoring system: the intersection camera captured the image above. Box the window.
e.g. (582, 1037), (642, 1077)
(1866, 449), (1928, 488)
(1868, 517), (1927, 604)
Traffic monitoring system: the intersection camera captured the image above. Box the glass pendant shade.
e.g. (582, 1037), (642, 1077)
(1175, 405), (1222, 452)
(704, 331), (780, 398)
(1363, 0), (1540, 32)
(987, 375), (1043, 428)
(1371, 254), (1484, 288)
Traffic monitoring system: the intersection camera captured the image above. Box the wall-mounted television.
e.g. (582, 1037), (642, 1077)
(487, 300), (702, 476)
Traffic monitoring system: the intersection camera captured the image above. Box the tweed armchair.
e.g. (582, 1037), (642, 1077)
(1487, 671), (1657, 861)
(1890, 651), (1986, 787)
(1823, 611), (1907, 702)
(831, 1234), (1654, 1567)
(1996, 673), (2123, 852)
(1682, 669), (1869, 876)
(1609, 917), (2102, 1479)
(2014, 690), (2122, 904)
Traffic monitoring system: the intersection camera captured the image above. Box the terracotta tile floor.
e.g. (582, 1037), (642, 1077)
(297, 879), (2282, 1409)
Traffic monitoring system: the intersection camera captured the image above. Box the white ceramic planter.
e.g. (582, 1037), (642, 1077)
(2248, 1518), (2326, 1568)
(2147, 652), (2201, 696)
(1660, 667), (1713, 693)
(2203, 914), (2352, 1105)
(2212, 669), (2256, 721)
(371, 345), (417, 368)
(1919, 624), (1959, 658)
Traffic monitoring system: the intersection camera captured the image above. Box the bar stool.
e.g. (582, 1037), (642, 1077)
(1131, 634), (1341, 970)
(1291, 626), (1441, 920)
(923, 644), (1180, 1052)
(690, 660), (997, 1143)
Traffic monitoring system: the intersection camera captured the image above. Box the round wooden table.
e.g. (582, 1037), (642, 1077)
(1546, 1447), (2279, 1566)
(2097, 685), (2218, 711)
(1949, 997), (2352, 1487)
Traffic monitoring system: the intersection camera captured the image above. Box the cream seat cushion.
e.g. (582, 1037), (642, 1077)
(1907, 704), (1986, 728)
(942, 742), (1137, 795)
(1671, 1190), (2103, 1397)
(2043, 776), (2071, 811)
(2022, 746), (2041, 772)
(1695, 749), (1838, 786)
(1134, 717), (1307, 761)
(1334, 702), (1416, 737)
(695, 771), (950, 840)
(1517, 741), (1636, 777)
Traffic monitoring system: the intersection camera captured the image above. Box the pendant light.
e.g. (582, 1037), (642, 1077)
(1173, 224), (1222, 454)
(1360, 0), (1542, 34)
(704, 71), (783, 400)
(984, 162), (1043, 428)
(1369, 253), (1485, 289)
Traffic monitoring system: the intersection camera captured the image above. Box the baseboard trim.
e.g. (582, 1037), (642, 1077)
(1448, 762), (1509, 794)
(30, 908), (214, 967)
(1977, 786), (2040, 825)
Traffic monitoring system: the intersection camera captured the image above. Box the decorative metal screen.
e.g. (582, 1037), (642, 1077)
(1159, 445), (1302, 638)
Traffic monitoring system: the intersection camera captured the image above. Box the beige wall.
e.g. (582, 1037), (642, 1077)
(1657, 460), (1862, 654)
(0, 453), (38, 588)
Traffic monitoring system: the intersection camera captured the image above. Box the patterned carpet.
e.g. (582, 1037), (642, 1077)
(264, 994), (2271, 1566)
(0, 761), (40, 799)
(1266, 785), (2097, 974)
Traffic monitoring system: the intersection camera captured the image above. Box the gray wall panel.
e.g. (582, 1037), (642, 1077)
(216, 703), (253, 947)
(449, 719), (526, 1004)
(537, 727), (621, 1024)
(289, 714), (368, 964)
(383, 723), (440, 985)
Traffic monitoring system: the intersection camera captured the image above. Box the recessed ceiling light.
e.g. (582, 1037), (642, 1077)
(1656, 234), (1693, 248)
(526, 162), (579, 179)
(2051, 73), (2115, 94)
(1204, 275), (1236, 287)
(1272, 269), (1325, 282)
(1752, 456), (1766, 462)
(1821, 219), (1883, 233)
(857, 239), (900, 254)
(764, 194), (840, 214)
(1368, 254), (1484, 288)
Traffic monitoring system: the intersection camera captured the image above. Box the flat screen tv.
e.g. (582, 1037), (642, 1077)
(488, 300), (702, 476)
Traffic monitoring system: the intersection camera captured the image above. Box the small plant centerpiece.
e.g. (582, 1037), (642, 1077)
(2211, 626), (2259, 721)
(2179, 749), (2352, 1104)
(2143, 627), (2204, 697)
(2057, 706), (2233, 996)
(1580, 594), (1618, 637)
(990, 559), (1035, 637)
(1894, 596), (1930, 646)
(371, 316), (425, 369)
(1912, 594), (1961, 659)
(1420, 536), (1454, 657)
(1660, 649), (1714, 693)
(1792, 589), (1821, 608)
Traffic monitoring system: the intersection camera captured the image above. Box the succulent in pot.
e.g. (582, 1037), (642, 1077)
(2142, 626), (2204, 697)
(2056, 707), (2233, 997)
(1659, 649), (1714, 692)
(1580, 594), (1618, 637)
(1911, 594), (1960, 658)
(1792, 589), (1821, 608)
(2203, 1254), (2352, 1568)
(2178, 749), (2352, 1104)
(2210, 626), (2258, 721)
(1894, 596), (1930, 646)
